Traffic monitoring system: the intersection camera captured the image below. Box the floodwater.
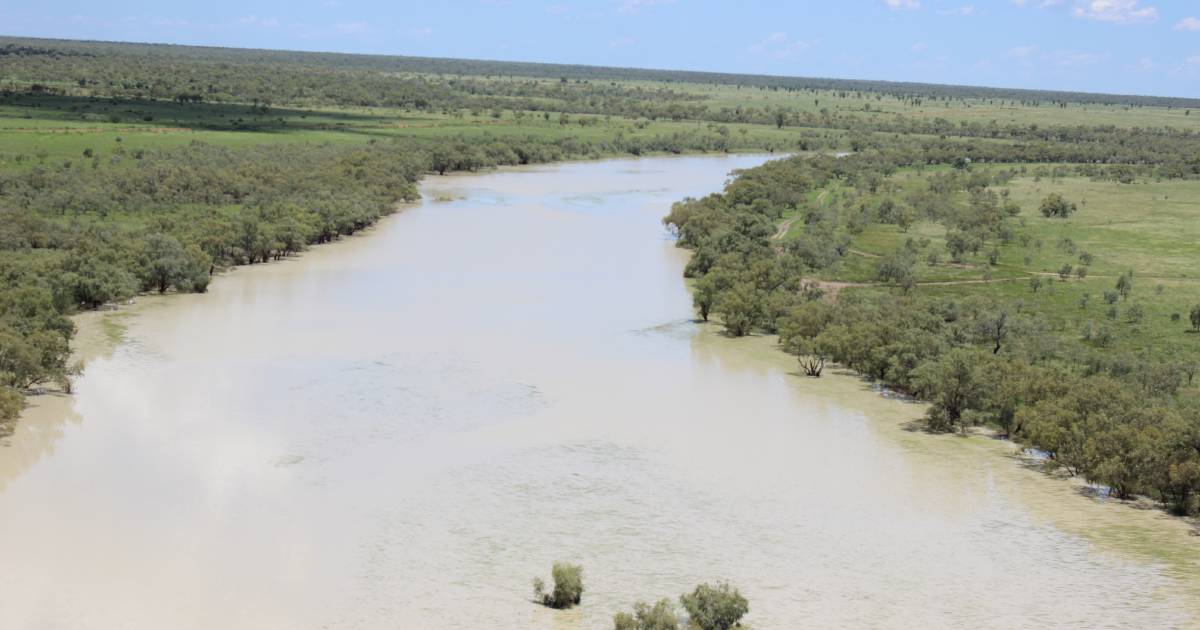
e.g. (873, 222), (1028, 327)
(1, 155), (1198, 629)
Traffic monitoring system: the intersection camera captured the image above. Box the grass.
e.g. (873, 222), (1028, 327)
(778, 167), (1200, 358)
(0, 92), (818, 169)
(677, 80), (1200, 130)
(1001, 175), (1200, 279)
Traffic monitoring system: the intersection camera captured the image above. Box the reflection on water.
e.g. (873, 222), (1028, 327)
(0, 155), (1196, 629)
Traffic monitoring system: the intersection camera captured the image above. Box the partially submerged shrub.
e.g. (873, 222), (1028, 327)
(532, 562), (583, 609)
(680, 582), (748, 630)
(0, 387), (23, 422)
(613, 598), (679, 630)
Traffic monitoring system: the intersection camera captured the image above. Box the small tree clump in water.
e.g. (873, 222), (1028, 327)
(532, 562), (583, 609)
(679, 582), (748, 630)
(613, 598), (679, 630)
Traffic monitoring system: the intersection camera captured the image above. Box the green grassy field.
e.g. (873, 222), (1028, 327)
(0, 92), (823, 168)
(776, 169), (1200, 358)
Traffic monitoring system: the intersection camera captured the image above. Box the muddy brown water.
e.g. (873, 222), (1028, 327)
(1, 155), (1197, 629)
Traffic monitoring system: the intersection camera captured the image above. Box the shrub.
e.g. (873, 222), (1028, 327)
(1039, 193), (1076, 218)
(533, 562), (583, 609)
(1127, 302), (1145, 324)
(613, 599), (679, 630)
(679, 582), (748, 630)
(0, 387), (23, 422)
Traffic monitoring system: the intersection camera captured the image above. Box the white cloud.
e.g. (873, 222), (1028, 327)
(404, 26), (433, 38)
(1072, 0), (1157, 23)
(912, 41), (929, 51)
(941, 4), (975, 15)
(237, 15), (280, 28)
(747, 32), (815, 59)
(1010, 0), (1056, 6)
(1175, 17), (1200, 31)
(616, 0), (676, 14)
(1008, 44), (1038, 59)
(610, 36), (635, 48)
(1189, 55), (1200, 66)
(884, 0), (921, 9)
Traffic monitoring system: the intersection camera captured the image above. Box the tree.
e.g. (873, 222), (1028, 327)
(532, 562), (583, 609)
(978, 310), (1009, 354)
(614, 599), (679, 630)
(779, 300), (835, 344)
(1029, 276), (1043, 293)
(911, 348), (988, 432)
(139, 233), (201, 294)
(692, 274), (722, 322)
(58, 244), (140, 309)
(679, 582), (748, 630)
(1127, 302), (1145, 324)
(876, 247), (917, 292)
(1190, 305), (1200, 332)
(428, 144), (456, 176)
(1058, 263), (1073, 281)
(1116, 271), (1133, 301)
(0, 325), (71, 391)
(895, 205), (916, 233)
(793, 336), (828, 377)
(980, 360), (1069, 438)
(1020, 376), (1136, 478)
(0, 386), (22, 422)
(714, 283), (763, 337)
(1039, 193), (1077, 218)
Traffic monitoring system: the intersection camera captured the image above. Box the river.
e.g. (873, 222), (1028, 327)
(0, 154), (1197, 629)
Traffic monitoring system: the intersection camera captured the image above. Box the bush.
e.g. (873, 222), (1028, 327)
(1039, 193), (1076, 218)
(0, 387), (23, 422)
(532, 562), (583, 609)
(613, 599), (679, 630)
(679, 582), (748, 630)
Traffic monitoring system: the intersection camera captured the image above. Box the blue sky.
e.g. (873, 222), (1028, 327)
(3, 0), (1199, 97)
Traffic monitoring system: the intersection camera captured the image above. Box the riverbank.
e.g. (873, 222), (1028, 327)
(2, 155), (1197, 629)
(0, 145), (794, 433)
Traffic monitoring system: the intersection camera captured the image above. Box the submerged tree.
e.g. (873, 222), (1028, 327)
(613, 598), (679, 630)
(532, 562), (584, 609)
(793, 337), (828, 377)
(911, 347), (988, 432)
(679, 582), (748, 630)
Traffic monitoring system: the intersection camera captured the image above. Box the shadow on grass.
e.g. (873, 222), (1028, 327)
(0, 93), (405, 135)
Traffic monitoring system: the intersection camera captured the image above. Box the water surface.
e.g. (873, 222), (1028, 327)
(1, 155), (1197, 629)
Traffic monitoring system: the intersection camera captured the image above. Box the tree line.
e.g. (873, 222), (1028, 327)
(0, 122), (796, 425)
(665, 144), (1200, 517)
(6, 36), (1200, 109)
